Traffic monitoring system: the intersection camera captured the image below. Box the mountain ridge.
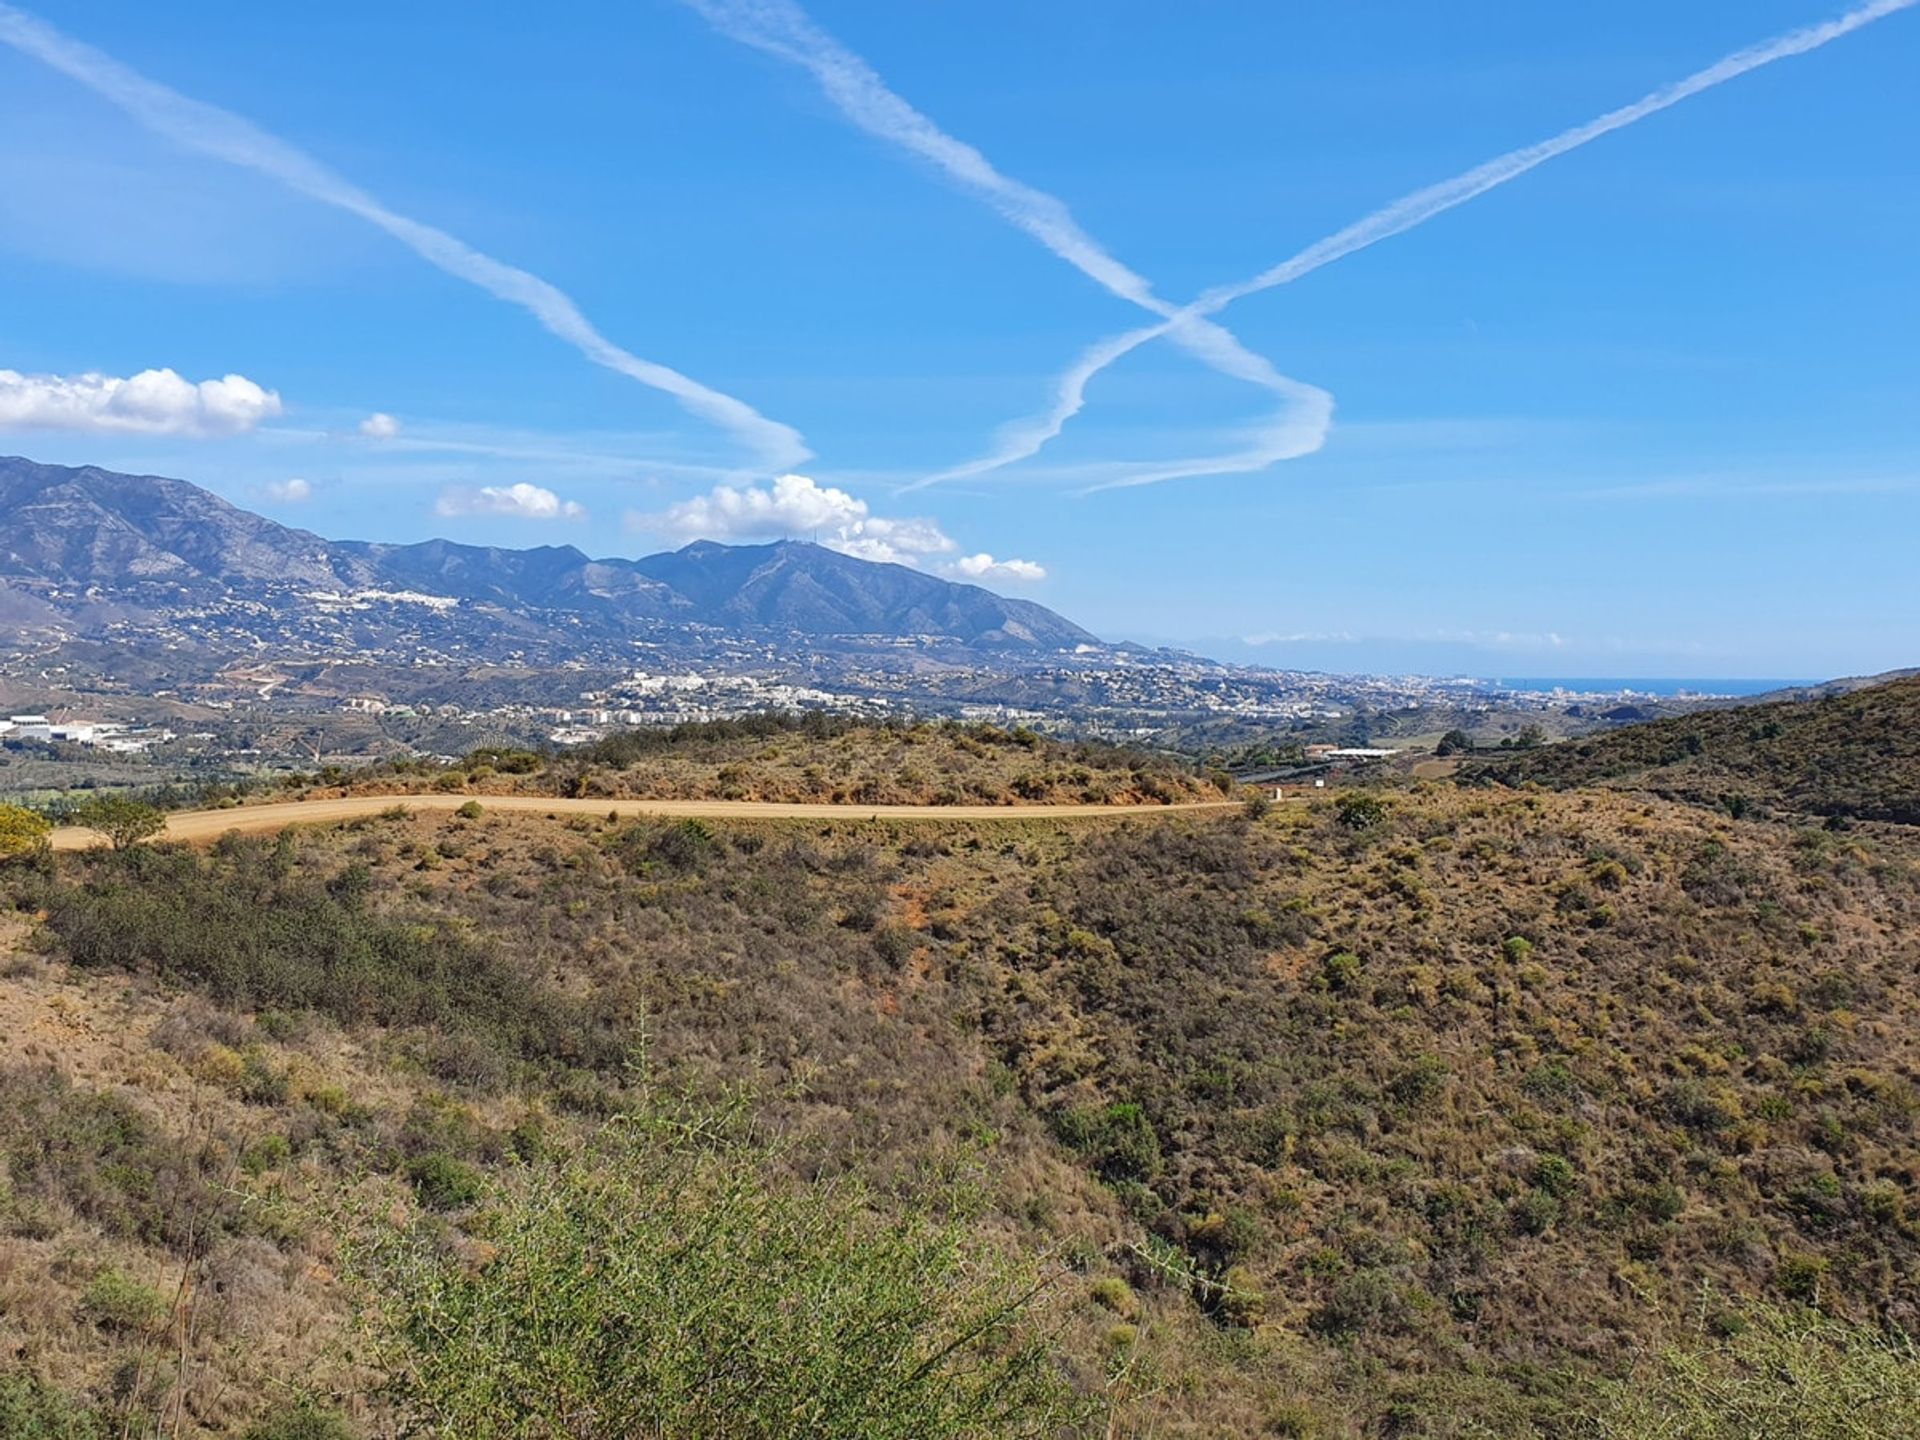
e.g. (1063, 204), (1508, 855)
(0, 455), (1096, 654)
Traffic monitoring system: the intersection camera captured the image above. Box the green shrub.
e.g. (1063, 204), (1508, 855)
(1777, 1252), (1829, 1303)
(1534, 1154), (1578, 1199)
(241, 1133), (292, 1175)
(1389, 1053), (1450, 1107)
(242, 1400), (357, 1440)
(1587, 1300), (1920, 1438)
(612, 818), (719, 873)
(1510, 1189), (1562, 1236)
(0, 1369), (111, 1439)
(1089, 1276), (1136, 1315)
(357, 1112), (1085, 1439)
(44, 844), (621, 1076)
(1055, 1101), (1163, 1184)
(81, 1267), (166, 1333)
(1321, 950), (1363, 991)
(1334, 792), (1388, 831)
(0, 1065), (237, 1251)
(0, 804), (52, 863)
(406, 1152), (484, 1211)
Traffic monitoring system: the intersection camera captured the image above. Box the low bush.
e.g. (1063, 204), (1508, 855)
(1587, 1300), (1920, 1438)
(0, 1369), (111, 1439)
(43, 843), (623, 1078)
(357, 1109), (1085, 1439)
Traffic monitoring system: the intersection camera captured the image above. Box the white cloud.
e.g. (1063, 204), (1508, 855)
(658, 472), (864, 538)
(1244, 628), (1566, 651)
(1243, 631), (1358, 647)
(687, 0), (1329, 494)
(644, 473), (957, 565)
(435, 482), (585, 520)
(928, 0), (1916, 490)
(832, 515), (956, 564)
(948, 553), (1046, 584)
(0, 366), (281, 436)
(0, 5), (808, 471)
(262, 477), (311, 504)
(359, 411), (401, 439)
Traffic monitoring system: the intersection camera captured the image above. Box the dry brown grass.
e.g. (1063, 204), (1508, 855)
(3, 777), (1917, 1435)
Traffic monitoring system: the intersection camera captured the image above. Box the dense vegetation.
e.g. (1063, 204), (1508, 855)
(361, 1108), (1084, 1439)
(3, 760), (1919, 1434)
(1472, 675), (1920, 824)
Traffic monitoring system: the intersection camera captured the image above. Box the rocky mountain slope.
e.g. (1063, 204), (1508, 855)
(0, 456), (1096, 657)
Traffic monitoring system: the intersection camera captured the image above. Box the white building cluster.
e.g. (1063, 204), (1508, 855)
(1, 714), (172, 754)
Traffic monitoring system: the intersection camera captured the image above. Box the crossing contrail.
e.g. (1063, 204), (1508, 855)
(928, 0), (1919, 492)
(0, 2), (810, 473)
(683, 0), (1334, 480)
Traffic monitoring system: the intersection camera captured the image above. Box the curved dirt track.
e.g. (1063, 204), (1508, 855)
(48, 792), (1237, 851)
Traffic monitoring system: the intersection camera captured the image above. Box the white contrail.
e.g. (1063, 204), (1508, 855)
(0, 3), (809, 472)
(682, 0), (1333, 476)
(933, 0), (1919, 492)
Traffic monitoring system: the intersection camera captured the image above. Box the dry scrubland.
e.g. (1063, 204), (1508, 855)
(334, 714), (1221, 809)
(3, 760), (1920, 1434)
(1474, 674), (1920, 826)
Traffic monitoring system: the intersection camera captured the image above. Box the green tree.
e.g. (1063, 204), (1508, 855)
(1435, 728), (1474, 757)
(0, 804), (52, 863)
(356, 1110), (1085, 1439)
(1334, 790), (1388, 831)
(69, 795), (166, 851)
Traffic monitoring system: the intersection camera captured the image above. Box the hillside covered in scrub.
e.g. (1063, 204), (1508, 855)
(300, 713), (1222, 808)
(4, 766), (1920, 1436)
(1471, 674), (1920, 825)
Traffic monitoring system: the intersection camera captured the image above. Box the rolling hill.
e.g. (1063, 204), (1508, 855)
(1472, 673), (1920, 824)
(4, 739), (1919, 1435)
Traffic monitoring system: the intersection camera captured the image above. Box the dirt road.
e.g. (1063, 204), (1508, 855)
(48, 792), (1236, 851)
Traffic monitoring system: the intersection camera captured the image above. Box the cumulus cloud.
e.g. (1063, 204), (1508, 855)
(948, 553), (1046, 584)
(659, 472), (866, 539)
(0, 366), (281, 436)
(645, 473), (958, 566)
(436, 482), (585, 520)
(261, 477), (311, 503)
(359, 412), (401, 439)
(828, 515), (956, 564)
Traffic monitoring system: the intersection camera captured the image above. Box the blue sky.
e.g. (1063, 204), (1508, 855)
(2, 0), (1915, 679)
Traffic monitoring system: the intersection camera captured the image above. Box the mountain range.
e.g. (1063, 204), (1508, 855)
(0, 456), (1096, 659)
